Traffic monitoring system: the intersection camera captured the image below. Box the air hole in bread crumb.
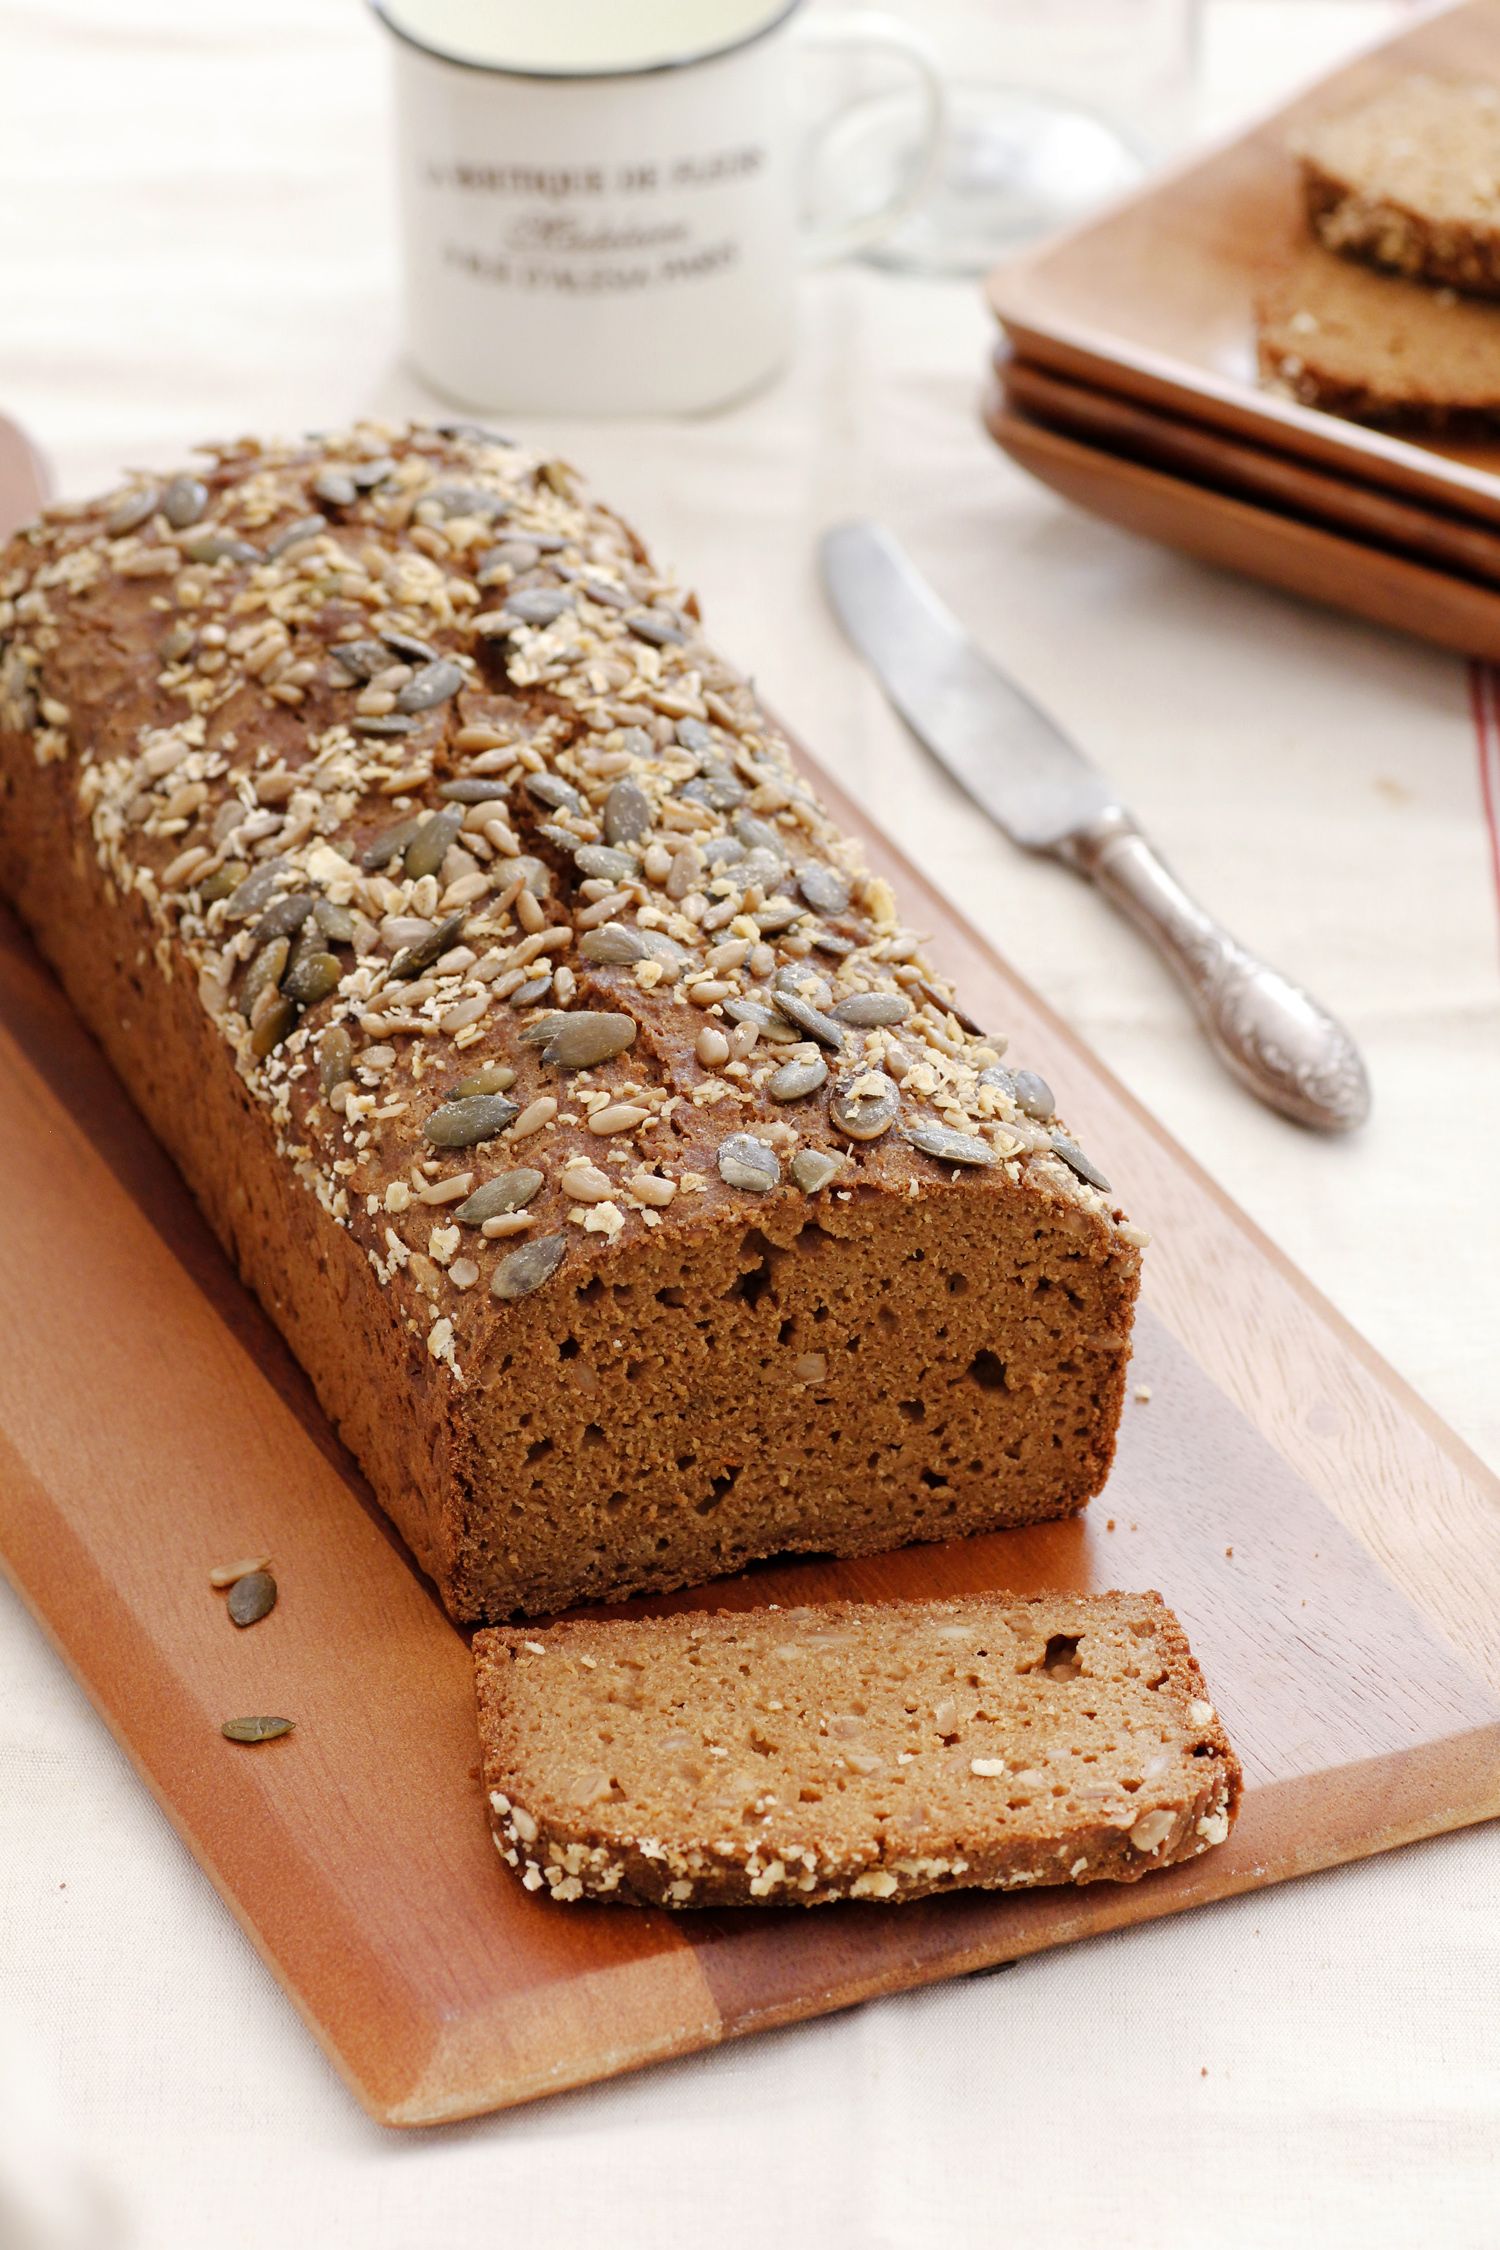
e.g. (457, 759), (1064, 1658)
(899, 1398), (925, 1423)
(729, 1230), (776, 1310)
(525, 1437), (553, 1467)
(696, 1468), (740, 1515)
(947, 1273), (969, 1296)
(1043, 1634), (1082, 1679)
(968, 1350), (1006, 1391)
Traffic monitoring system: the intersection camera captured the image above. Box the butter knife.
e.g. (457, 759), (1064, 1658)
(819, 521), (1369, 1133)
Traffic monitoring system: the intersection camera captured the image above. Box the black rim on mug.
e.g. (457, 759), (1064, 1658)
(367, 0), (803, 83)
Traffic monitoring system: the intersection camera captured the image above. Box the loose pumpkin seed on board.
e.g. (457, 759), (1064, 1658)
(227, 1569), (278, 1627)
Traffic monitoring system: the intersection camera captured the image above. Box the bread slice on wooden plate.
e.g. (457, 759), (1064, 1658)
(1256, 239), (1500, 424)
(1298, 74), (1500, 298)
(474, 1592), (1241, 1908)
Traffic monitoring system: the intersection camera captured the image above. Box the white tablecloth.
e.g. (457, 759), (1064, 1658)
(2, 3), (1497, 2244)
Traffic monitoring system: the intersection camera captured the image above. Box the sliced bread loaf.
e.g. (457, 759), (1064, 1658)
(1298, 74), (1500, 297)
(474, 1591), (1241, 1908)
(1256, 238), (1500, 424)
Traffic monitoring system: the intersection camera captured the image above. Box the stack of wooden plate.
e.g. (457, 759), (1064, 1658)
(984, 0), (1500, 663)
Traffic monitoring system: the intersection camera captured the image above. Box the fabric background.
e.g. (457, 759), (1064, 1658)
(1, 2), (1497, 2243)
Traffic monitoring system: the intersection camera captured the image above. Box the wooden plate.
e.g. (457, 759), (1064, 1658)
(999, 349), (1500, 587)
(987, 0), (1500, 528)
(983, 376), (1500, 660)
(3, 723), (1500, 2124)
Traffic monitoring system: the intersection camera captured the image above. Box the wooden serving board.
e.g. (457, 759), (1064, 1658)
(3, 744), (1500, 2124)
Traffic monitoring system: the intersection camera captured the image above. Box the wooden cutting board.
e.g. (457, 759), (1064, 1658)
(2, 441), (1499, 2128)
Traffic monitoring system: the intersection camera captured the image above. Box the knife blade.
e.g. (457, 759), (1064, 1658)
(820, 519), (1119, 849)
(818, 520), (1370, 1133)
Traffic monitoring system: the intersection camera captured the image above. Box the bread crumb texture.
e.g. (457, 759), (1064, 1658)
(1256, 238), (1500, 424)
(0, 423), (1138, 1620)
(474, 1591), (1242, 1907)
(1298, 73), (1500, 297)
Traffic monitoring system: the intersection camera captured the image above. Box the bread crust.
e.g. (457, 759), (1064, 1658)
(474, 1593), (1242, 1908)
(0, 426), (1138, 1622)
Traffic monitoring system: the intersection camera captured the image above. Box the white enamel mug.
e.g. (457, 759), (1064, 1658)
(370, 0), (945, 414)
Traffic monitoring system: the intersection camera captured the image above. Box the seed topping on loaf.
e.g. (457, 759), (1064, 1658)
(0, 424), (1130, 1376)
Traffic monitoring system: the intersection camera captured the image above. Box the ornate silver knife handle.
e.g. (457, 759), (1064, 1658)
(1055, 808), (1370, 1133)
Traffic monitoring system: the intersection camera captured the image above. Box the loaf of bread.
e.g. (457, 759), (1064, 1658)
(1298, 74), (1500, 298)
(1256, 239), (1500, 424)
(474, 1592), (1241, 1907)
(0, 424), (1140, 1622)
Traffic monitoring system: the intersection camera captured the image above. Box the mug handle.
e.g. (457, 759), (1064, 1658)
(794, 11), (946, 265)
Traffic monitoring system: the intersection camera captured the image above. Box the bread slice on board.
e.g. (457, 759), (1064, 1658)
(474, 1592), (1241, 1908)
(1298, 74), (1500, 298)
(1256, 238), (1500, 424)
